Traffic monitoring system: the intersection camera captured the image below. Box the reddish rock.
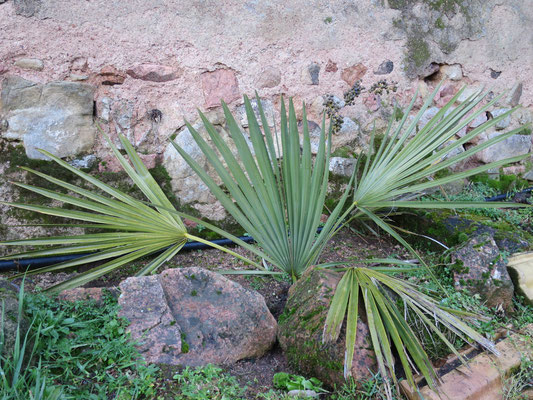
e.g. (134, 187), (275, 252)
(201, 69), (240, 108)
(451, 233), (515, 313)
(325, 59), (338, 73)
(58, 287), (118, 305)
(98, 152), (158, 172)
(278, 267), (377, 388)
(119, 267), (277, 366)
(97, 65), (126, 85)
(363, 94), (380, 112)
(127, 63), (180, 82)
(341, 63), (367, 86)
(435, 83), (458, 107)
(0, 63), (7, 75)
(183, 218), (198, 228)
(119, 276), (183, 365)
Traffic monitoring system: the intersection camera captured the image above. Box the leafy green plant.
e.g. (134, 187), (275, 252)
(171, 364), (247, 400)
(272, 372), (326, 393)
(1, 133), (258, 292)
(0, 280), (63, 400)
(172, 88), (531, 398)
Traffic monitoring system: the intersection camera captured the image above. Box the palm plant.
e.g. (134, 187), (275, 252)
(172, 87), (531, 397)
(1, 133), (259, 292)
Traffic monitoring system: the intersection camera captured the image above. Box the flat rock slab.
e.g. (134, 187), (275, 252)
(507, 252), (533, 305)
(119, 267), (277, 366)
(401, 324), (533, 400)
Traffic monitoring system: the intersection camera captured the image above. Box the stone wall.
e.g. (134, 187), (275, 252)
(0, 0), (532, 226)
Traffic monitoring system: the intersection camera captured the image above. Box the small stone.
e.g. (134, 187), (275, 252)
(70, 57), (88, 73)
(100, 97), (113, 122)
(236, 98), (275, 128)
(506, 82), (523, 107)
(127, 63), (180, 82)
(469, 113), (488, 129)
(13, 0), (41, 17)
(68, 154), (97, 169)
(308, 63), (320, 85)
(419, 62), (440, 79)
(14, 58), (44, 71)
(507, 253), (533, 305)
(457, 86), (483, 103)
(440, 64), (463, 81)
(374, 60), (393, 75)
(201, 69), (240, 108)
(288, 389), (319, 398)
(477, 132), (531, 164)
(329, 157), (356, 177)
(341, 63), (367, 86)
(255, 66), (281, 88)
(58, 287), (118, 305)
(69, 74), (89, 81)
(490, 68), (502, 79)
(337, 117), (360, 137)
(97, 65), (126, 85)
(492, 108), (512, 130)
(523, 168), (533, 181)
(363, 94), (380, 112)
(325, 59), (338, 72)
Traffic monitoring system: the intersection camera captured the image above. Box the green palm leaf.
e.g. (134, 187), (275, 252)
(1, 132), (257, 292)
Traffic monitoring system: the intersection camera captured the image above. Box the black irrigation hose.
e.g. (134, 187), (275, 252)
(0, 235), (256, 272)
(484, 186), (533, 202)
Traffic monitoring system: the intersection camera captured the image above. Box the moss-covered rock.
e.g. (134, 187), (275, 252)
(277, 267), (376, 388)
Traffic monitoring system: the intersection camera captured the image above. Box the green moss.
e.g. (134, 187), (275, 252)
(407, 36), (431, 68)
(180, 332), (190, 353)
(331, 146), (355, 159)
(434, 16), (445, 29)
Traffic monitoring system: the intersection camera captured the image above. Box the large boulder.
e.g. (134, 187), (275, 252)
(0, 278), (30, 359)
(278, 267), (376, 388)
(0, 76), (96, 160)
(451, 233), (515, 313)
(118, 267), (277, 366)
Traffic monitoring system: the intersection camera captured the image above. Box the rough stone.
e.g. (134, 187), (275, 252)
(278, 267), (377, 388)
(451, 234), (515, 313)
(307, 63), (320, 85)
(236, 98), (275, 128)
(127, 63), (180, 82)
(119, 267), (277, 366)
(14, 58), (44, 71)
(13, 0), (41, 17)
(440, 64), (463, 81)
(374, 60), (393, 75)
(68, 154), (97, 169)
(490, 69), (502, 79)
(333, 117), (361, 149)
(58, 287), (118, 305)
(341, 63), (367, 86)
(0, 76), (96, 159)
(329, 157), (356, 177)
(96, 65), (126, 86)
(524, 168), (533, 181)
(325, 59), (338, 73)
(201, 69), (240, 108)
(492, 108), (511, 130)
(507, 252), (533, 306)
(457, 86), (483, 103)
(477, 132), (531, 164)
(506, 82), (523, 107)
(255, 66), (281, 89)
(0, 278), (30, 359)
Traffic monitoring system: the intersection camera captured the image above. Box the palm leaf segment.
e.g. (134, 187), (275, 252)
(171, 95), (354, 281)
(1, 133), (258, 292)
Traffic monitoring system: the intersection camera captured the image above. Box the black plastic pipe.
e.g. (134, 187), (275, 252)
(0, 235), (256, 272)
(484, 186), (533, 202)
